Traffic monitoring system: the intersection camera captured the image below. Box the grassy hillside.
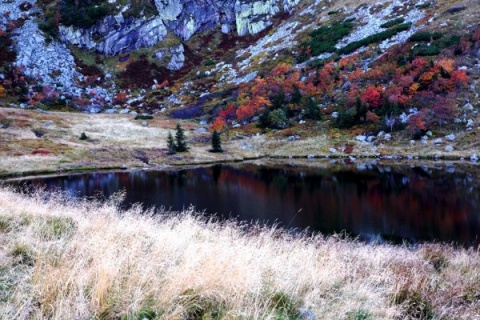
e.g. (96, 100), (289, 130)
(0, 187), (479, 319)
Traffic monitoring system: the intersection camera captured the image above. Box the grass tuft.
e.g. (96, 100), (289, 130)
(0, 187), (479, 319)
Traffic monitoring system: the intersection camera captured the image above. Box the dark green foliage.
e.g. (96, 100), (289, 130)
(354, 97), (368, 122)
(79, 132), (88, 140)
(347, 309), (372, 320)
(393, 289), (435, 320)
(412, 45), (440, 56)
(268, 292), (301, 319)
(38, 7), (59, 38)
(268, 109), (287, 129)
(41, 217), (76, 240)
(122, 0), (158, 19)
(177, 289), (226, 320)
(333, 107), (357, 129)
(380, 18), (405, 28)
(11, 244), (35, 266)
(204, 59), (216, 66)
(297, 20), (355, 62)
(436, 34), (461, 48)
(175, 123), (189, 152)
(210, 130), (223, 153)
(167, 131), (176, 155)
(303, 97), (322, 120)
(409, 31), (443, 42)
(60, 0), (113, 29)
(134, 115), (154, 120)
(338, 23), (412, 55)
(130, 308), (157, 320)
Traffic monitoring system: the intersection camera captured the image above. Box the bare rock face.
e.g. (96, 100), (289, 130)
(58, 0), (295, 54)
(59, 16), (168, 55)
(235, 0), (280, 36)
(167, 44), (185, 70)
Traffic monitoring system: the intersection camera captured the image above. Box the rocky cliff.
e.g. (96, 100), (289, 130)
(58, 0), (297, 56)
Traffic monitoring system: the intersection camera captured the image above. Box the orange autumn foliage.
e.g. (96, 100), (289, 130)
(361, 86), (383, 109)
(210, 117), (226, 132)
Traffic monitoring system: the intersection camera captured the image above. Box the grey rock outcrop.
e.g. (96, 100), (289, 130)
(59, 15), (168, 55)
(59, 0), (296, 54)
(167, 44), (185, 70)
(14, 20), (79, 90)
(163, 0), (236, 40)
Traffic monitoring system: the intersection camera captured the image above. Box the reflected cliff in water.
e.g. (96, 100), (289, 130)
(7, 162), (480, 245)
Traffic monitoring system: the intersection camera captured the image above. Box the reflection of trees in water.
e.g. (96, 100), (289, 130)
(7, 164), (480, 246)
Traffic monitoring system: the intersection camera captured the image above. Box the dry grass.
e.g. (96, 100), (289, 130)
(3, 107), (480, 177)
(0, 187), (479, 319)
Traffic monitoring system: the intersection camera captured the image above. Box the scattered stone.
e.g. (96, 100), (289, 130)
(197, 127), (208, 133)
(444, 145), (454, 152)
(426, 130), (433, 136)
(433, 138), (443, 144)
(356, 164), (367, 170)
(329, 148), (337, 153)
(331, 112), (339, 119)
(409, 140), (415, 145)
(445, 134), (456, 141)
(377, 131), (385, 137)
(89, 106), (101, 113)
(299, 120), (306, 124)
(355, 135), (367, 142)
(464, 103), (474, 110)
(199, 120), (208, 126)
(367, 136), (375, 143)
(130, 111), (138, 116)
(43, 121), (54, 127)
(307, 154), (315, 159)
(384, 133), (392, 141)
(142, 121), (149, 126)
(104, 109), (116, 114)
(470, 154), (479, 162)
(466, 119), (474, 127)
(119, 109), (130, 114)
(232, 123), (241, 128)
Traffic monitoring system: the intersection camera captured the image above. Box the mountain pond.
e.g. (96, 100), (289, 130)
(4, 161), (480, 246)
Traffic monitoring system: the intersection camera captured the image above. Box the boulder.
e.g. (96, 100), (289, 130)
(445, 134), (456, 141)
(167, 44), (185, 70)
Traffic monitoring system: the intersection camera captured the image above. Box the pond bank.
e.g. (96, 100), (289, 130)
(2, 107), (480, 179)
(0, 187), (479, 319)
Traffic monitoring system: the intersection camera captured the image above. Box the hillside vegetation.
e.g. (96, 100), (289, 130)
(0, 187), (479, 319)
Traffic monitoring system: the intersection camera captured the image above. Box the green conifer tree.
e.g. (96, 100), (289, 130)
(167, 131), (176, 155)
(175, 123), (189, 152)
(211, 130), (223, 153)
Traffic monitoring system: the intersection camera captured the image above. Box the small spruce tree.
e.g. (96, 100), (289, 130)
(167, 131), (176, 155)
(175, 123), (189, 152)
(210, 130), (223, 153)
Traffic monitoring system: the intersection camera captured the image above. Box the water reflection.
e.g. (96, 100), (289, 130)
(6, 163), (480, 246)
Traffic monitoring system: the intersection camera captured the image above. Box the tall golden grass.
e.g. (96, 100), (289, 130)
(0, 186), (479, 319)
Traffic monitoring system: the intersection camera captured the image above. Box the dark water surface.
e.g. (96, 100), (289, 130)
(5, 162), (480, 246)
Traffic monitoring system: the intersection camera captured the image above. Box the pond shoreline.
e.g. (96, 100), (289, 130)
(1, 152), (479, 181)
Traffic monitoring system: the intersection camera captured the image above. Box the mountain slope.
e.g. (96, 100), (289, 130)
(0, 0), (479, 162)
